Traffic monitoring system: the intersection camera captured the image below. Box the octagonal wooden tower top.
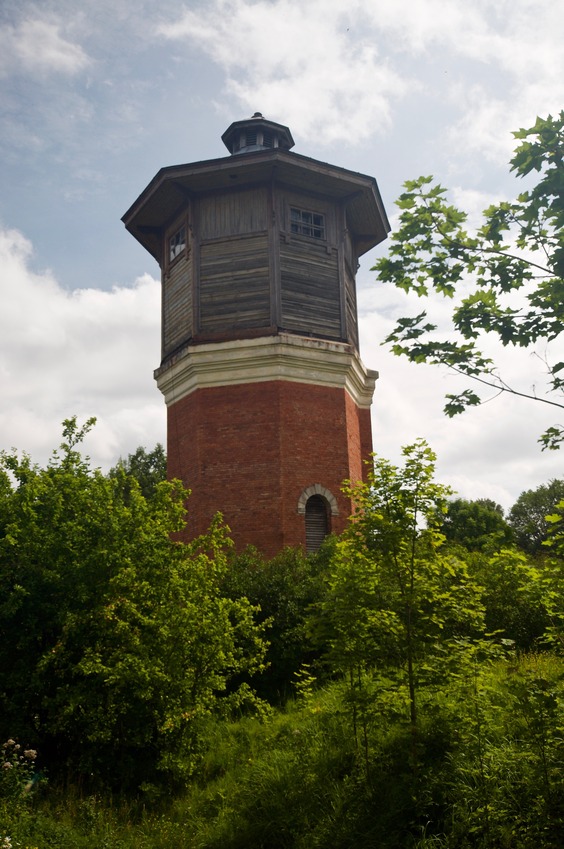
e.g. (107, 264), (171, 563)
(122, 113), (390, 367)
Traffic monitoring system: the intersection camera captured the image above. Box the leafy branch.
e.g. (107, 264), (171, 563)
(373, 112), (564, 449)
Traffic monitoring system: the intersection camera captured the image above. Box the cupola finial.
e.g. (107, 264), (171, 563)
(221, 113), (295, 155)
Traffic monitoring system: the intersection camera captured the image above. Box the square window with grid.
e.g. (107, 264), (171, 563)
(169, 225), (186, 263)
(290, 207), (325, 239)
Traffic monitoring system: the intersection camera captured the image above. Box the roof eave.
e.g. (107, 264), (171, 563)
(122, 149), (390, 260)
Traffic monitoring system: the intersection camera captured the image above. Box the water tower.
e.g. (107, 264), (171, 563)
(122, 113), (389, 556)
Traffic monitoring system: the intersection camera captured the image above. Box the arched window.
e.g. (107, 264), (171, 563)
(305, 494), (330, 553)
(298, 485), (338, 554)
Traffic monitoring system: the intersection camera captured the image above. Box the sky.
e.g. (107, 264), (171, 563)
(1, 0), (563, 512)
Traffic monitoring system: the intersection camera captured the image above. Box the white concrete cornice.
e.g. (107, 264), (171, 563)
(155, 334), (378, 408)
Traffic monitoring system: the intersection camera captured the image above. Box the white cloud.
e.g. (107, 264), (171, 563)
(0, 227), (165, 469)
(437, 2), (564, 161)
(364, 0), (491, 54)
(158, 0), (409, 144)
(358, 240), (564, 512)
(0, 18), (90, 77)
(158, 0), (564, 162)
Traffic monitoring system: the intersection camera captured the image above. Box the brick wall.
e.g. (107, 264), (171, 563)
(167, 379), (373, 557)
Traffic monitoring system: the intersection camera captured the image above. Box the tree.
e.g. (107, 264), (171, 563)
(373, 112), (564, 450)
(465, 548), (547, 649)
(532, 500), (564, 653)
(440, 497), (513, 552)
(222, 544), (329, 703)
(319, 441), (486, 740)
(508, 479), (564, 554)
(0, 419), (267, 792)
(108, 443), (167, 499)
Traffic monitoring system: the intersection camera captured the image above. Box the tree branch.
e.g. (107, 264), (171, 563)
(444, 363), (564, 411)
(420, 195), (556, 279)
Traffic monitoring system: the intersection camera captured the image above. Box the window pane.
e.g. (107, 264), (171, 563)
(169, 225), (186, 262)
(289, 207), (325, 240)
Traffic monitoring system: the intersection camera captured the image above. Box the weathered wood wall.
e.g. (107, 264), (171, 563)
(198, 188), (270, 333)
(279, 237), (341, 338)
(344, 228), (359, 350)
(160, 183), (362, 356)
(162, 237), (192, 357)
(199, 233), (271, 332)
(199, 187), (268, 239)
(277, 189), (341, 339)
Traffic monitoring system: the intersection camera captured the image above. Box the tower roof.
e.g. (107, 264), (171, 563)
(221, 112), (295, 154)
(122, 116), (390, 262)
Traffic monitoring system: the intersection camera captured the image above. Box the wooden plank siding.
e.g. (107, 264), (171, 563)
(344, 227), (359, 349)
(162, 256), (192, 357)
(344, 264), (359, 350)
(279, 237), (342, 339)
(160, 183), (362, 350)
(198, 187), (268, 239)
(199, 233), (271, 332)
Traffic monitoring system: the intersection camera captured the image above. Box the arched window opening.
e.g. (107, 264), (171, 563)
(305, 495), (330, 553)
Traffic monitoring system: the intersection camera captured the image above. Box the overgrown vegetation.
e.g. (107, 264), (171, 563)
(2, 419), (564, 848)
(0, 418), (267, 795)
(3, 656), (564, 848)
(3, 112), (564, 843)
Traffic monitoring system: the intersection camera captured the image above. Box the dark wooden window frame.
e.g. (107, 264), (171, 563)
(289, 206), (326, 240)
(305, 494), (331, 553)
(298, 485), (338, 554)
(167, 221), (188, 268)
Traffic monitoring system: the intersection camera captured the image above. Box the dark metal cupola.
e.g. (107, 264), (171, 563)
(221, 112), (295, 155)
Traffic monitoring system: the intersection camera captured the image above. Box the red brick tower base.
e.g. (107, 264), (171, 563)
(156, 333), (377, 557)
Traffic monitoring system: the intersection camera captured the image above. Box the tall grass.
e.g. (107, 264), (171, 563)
(4, 654), (564, 848)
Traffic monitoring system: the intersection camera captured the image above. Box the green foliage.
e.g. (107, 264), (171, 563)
(466, 547), (548, 649)
(317, 440), (487, 736)
(373, 112), (564, 449)
(437, 654), (564, 848)
(5, 428), (564, 846)
(508, 478), (564, 553)
(0, 419), (267, 792)
(4, 654), (564, 848)
(440, 497), (513, 552)
(107, 443), (167, 500)
(536, 502), (564, 650)
(222, 545), (328, 702)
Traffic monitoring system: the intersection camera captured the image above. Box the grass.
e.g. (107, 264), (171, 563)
(4, 655), (564, 849)
(1, 688), (355, 849)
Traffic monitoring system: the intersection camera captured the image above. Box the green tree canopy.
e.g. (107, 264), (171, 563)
(0, 419), (266, 792)
(508, 478), (564, 553)
(373, 112), (564, 450)
(108, 442), (167, 499)
(222, 544), (329, 703)
(465, 548), (547, 649)
(440, 497), (513, 552)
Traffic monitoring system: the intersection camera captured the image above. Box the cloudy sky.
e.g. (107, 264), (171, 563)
(1, 0), (563, 511)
